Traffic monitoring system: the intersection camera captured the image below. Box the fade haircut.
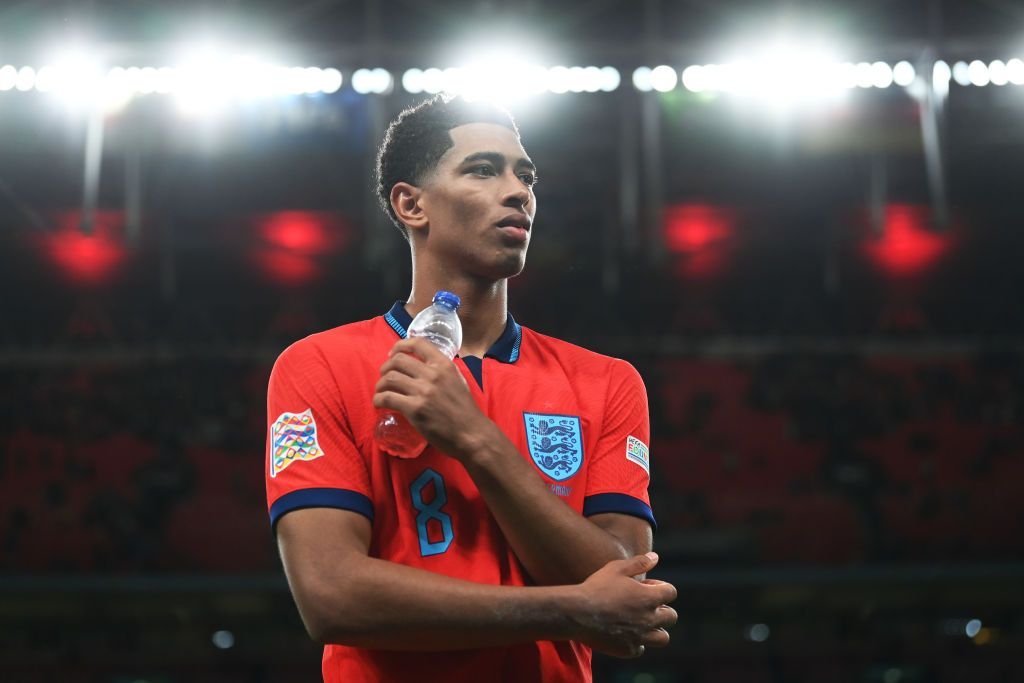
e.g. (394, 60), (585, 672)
(375, 94), (520, 242)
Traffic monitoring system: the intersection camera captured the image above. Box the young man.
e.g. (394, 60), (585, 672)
(265, 95), (676, 682)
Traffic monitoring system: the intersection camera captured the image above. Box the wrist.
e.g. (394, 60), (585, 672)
(452, 415), (501, 464)
(542, 584), (588, 642)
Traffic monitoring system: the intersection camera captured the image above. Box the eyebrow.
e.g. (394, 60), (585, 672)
(460, 151), (537, 173)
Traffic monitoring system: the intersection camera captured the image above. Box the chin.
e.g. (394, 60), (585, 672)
(474, 253), (528, 281)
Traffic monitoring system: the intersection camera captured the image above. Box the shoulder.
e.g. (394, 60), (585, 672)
(521, 327), (643, 387)
(272, 317), (390, 378)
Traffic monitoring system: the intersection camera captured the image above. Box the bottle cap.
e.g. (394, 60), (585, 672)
(433, 290), (461, 310)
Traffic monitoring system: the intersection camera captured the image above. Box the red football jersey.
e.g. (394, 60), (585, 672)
(266, 301), (655, 682)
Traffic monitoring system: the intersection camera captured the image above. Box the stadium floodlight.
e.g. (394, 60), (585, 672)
(599, 66), (620, 92)
(1008, 58), (1024, 85)
(321, 68), (343, 94)
(432, 40), (551, 102)
(352, 68), (373, 94)
(854, 62), (875, 88)
(402, 68), (425, 94)
(0, 64), (17, 90)
(421, 67), (444, 94)
(933, 60), (952, 96)
(871, 61), (894, 88)
(154, 67), (176, 94)
(893, 61), (916, 87)
(15, 66), (36, 92)
(698, 41), (851, 111)
(442, 54), (548, 102)
(951, 61), (971, 86)
(33, 65), (58, 92)
(567, 66), (587, 93)
(967, 60), (990, 86)
(632, 67), (653, 92)
(173, 45), (233, 115)
(681, 65), (706, 92)
(650, 65), (678, 92)
(548, 66), (571, 94)
(988, 60), (1008, 86)
(38, 47), (112, 109)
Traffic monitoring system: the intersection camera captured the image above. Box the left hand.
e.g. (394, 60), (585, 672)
(372, 338), (491, 458)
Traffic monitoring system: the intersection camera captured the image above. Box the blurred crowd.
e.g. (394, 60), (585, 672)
(2, 350), (1021, 574)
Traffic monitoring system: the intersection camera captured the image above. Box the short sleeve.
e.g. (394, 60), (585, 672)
(582, 360), (656, 530)
(265, 339), (373, 532)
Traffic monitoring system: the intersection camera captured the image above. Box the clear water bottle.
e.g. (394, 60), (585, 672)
(375, 290), (463, 458)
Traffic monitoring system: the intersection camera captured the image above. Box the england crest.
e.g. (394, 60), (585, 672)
(523, 413), (583, 481)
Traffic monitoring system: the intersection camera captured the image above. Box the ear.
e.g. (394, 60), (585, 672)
(390, 182), (428, 234)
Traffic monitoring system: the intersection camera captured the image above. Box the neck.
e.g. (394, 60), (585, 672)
(405, 258), (509, 359)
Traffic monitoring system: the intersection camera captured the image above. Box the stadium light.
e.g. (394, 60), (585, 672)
(988, 60), (1008, 86)
(892, 61), (916, 87)
(632, 67), (653, 92)
(1009, 58), (1024, 85)
(419, 42), (550, 102)
(16, 66), (36, 92)
(684, 41), (852, 111)
(933, 60), (951, 97)
(599, 66), (620, 92)
(650, 65), (678, 92)
(402, 68), (424, 94)
(547, 66), (571, 94)
(352, 68), (393, 95)
(421, 67), (444, 94)
(0, 64), (17, 90)
(871, 61), (894, 88)
(680, 65), (706, 92)
(321, 68), (343, 94)
(951, 61), (970, 86)
(967, 60), (990, 86)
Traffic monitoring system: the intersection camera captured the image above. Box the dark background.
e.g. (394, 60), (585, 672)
(1, 1), (1022, 681)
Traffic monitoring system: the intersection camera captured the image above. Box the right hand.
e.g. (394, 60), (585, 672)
(571, 552), (678, 658)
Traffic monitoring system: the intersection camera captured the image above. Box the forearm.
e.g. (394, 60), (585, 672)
(458, 424), (637, 586)
(288, 549), (580, 650)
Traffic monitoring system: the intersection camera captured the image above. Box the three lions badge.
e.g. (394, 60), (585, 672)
(523, 413), (583, 481)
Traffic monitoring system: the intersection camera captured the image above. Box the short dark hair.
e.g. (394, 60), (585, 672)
(375, 94), (520, 242)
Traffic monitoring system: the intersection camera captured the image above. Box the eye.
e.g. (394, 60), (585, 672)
(519, 172), (538, 187)
(469, 164), (496, 177)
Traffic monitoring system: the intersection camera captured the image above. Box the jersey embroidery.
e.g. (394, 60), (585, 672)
(523, 412), (584, 481)
(270, 408), (325, 477)
(626, 435), (650, 474)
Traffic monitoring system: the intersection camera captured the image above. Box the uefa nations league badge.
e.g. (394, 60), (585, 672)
(523, 413), (583, 481)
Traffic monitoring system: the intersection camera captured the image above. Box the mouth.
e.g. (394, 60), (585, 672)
(495, 214), (531, 243)
(495, 214), (531, 231)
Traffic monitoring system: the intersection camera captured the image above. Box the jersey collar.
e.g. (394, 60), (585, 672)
(383, 300), (522, 364)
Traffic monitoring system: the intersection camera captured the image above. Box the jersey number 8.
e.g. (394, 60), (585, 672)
(409, 468), (454, 556)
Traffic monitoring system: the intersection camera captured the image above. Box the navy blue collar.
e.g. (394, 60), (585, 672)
(384, 300), (522, 363)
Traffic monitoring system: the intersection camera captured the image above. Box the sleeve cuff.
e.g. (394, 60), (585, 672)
(583, 493), (657, 532)
(269, 487), (374, 532)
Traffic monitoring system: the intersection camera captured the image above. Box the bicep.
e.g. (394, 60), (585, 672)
(589, 512), (653, 558)
(276, 508), (373, 637)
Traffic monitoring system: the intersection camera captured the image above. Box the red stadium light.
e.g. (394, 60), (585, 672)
(663, 203), (737, 279)
(43, 210), (126, 284)
(253, 250), (319, 286)
(861, 203), (954, 277)
(249, 211), (352, 286)
(258, 210), (336, 254)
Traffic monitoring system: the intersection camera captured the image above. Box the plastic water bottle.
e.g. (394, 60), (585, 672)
(375, 290), (463, 458)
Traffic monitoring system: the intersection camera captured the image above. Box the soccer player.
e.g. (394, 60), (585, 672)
(265, 94), (676, 682)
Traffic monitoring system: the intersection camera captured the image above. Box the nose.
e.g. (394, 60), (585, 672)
(501, 170), (531, 210)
